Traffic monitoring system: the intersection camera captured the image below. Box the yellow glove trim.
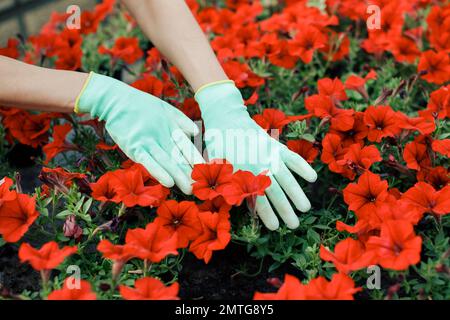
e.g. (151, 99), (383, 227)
(194, 80), (235, 99)
(74, 71), (94, 114)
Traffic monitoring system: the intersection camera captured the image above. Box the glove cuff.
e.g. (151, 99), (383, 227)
(74, 72), (128, 120)
(194, 81), (246, 120)
(74, 71), (94, 114)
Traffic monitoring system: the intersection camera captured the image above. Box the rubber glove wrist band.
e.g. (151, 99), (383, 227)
(194, 79), (235, 98)
(74, 71), (95, 114)
(194, 80), (247, 120)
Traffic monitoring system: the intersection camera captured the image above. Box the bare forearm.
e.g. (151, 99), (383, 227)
(0, 56), (88, 113)
(121, 0), (228, 91)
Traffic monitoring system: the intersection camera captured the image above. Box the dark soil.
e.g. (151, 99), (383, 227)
(178, 242), (301, 300)
(0, 245), (41, 295)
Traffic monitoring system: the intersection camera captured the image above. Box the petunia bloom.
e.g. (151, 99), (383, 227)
(287, 139), (319, 164)
(97, 239), (137, 280)
(47, 279), (96, 300)
(119, 277), (179, 300)
(343, 171), (390, 225)
(125, 222), (178, 263)
(403, 141), (431, 171)
(18, 241), (77, 271)
(191, 160), (234, 201)
(363, 105), (401, 142)
(337, 143), (382, 180)
(154, 200), (202, 248)
(402, 182), (450, 216)
(432, 139), (450, 158)
(320, 238), (376, 274)
(417, 50), (450, 85)
(366, 220), (422, 270)
(98, 37), (143, 64)
(220, 170), (271, 206)
(0, 193), (39, 242)
(254, 274), (306, 300)
(302, 273), (361, 300)
(189, 211), (231, 263)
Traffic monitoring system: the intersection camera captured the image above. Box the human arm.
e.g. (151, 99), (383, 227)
(120, 0), (228, 91)
(0, 55), (88, 112)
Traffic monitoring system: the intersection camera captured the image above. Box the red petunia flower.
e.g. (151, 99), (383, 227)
(254, 274), (306, 300)
(90, 171), (122, 203)
(0, 38), (20, 59)
(343, 171), (390, 224)
(389, 36), (421, 63)
(198, 196), (232, 215)
(3, 112), (51, 148)
(220, 170), (271, 206)
(191, 160), (234, 201)
(402, 182), (450, 216)
(305, 94), (354, 131)
(417, 166), (449, 191)
(288, 25), (326, 64)
(0, 177), (17, 205)
(417, 50), (450, 85)
(189, 211), (231, 264)
(180, 98), (202, 121)
(337, 143), (382, 180)
(99, 37), (144, 64)
(376, 201), (424, 226)
(97, 239), (138, 281)
(111, 167), (169, 207)
(320, 238), (376, 274)
(432, 139), (450, 157)
(119, 277), (179, 300)
(43, 124), (73, 164)
(329, 112), (368, 147)
(397, 114), (436, 135)
(366, 220), (422, 270)
(320, 133), (352, 177)
(47, 279), (96, 300)
(419, 85), (449, 120)
(303, 273), (361, 300)
(403, 141), (431, 171)
(344, 70), (377, 100)
(287, 139), (319, 164)
(253, 109), (294, 133)
(0, 193), (39, 242)
(131, 73), (177, 98)
(18, 241), (77, 271)
(363, 105), (401, 142)
(125, 222), (178, 263)
(154, 200), (202, 248)
(317, 77), (348, 105)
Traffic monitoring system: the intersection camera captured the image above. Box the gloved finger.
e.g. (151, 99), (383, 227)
(281, 148), (318, 183)
(134, 150), (175, 188)
(255, 196), (279, 231)
(274, 162), (311, 212)
(167, 140), (193, 179)
(171, 129), (205, 166)
(168, 106), (200, 136)
(149, 143), (193, 195)
(265, 176), (300, 229)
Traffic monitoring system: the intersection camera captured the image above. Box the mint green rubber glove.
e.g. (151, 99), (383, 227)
(75, 72), (204, 194)
(195, 81), (317, 230)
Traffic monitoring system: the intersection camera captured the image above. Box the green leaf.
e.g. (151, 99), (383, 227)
(83, 198), (93, 215)
(307, 229), (321, 244)
(55, 210), (72, 220)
